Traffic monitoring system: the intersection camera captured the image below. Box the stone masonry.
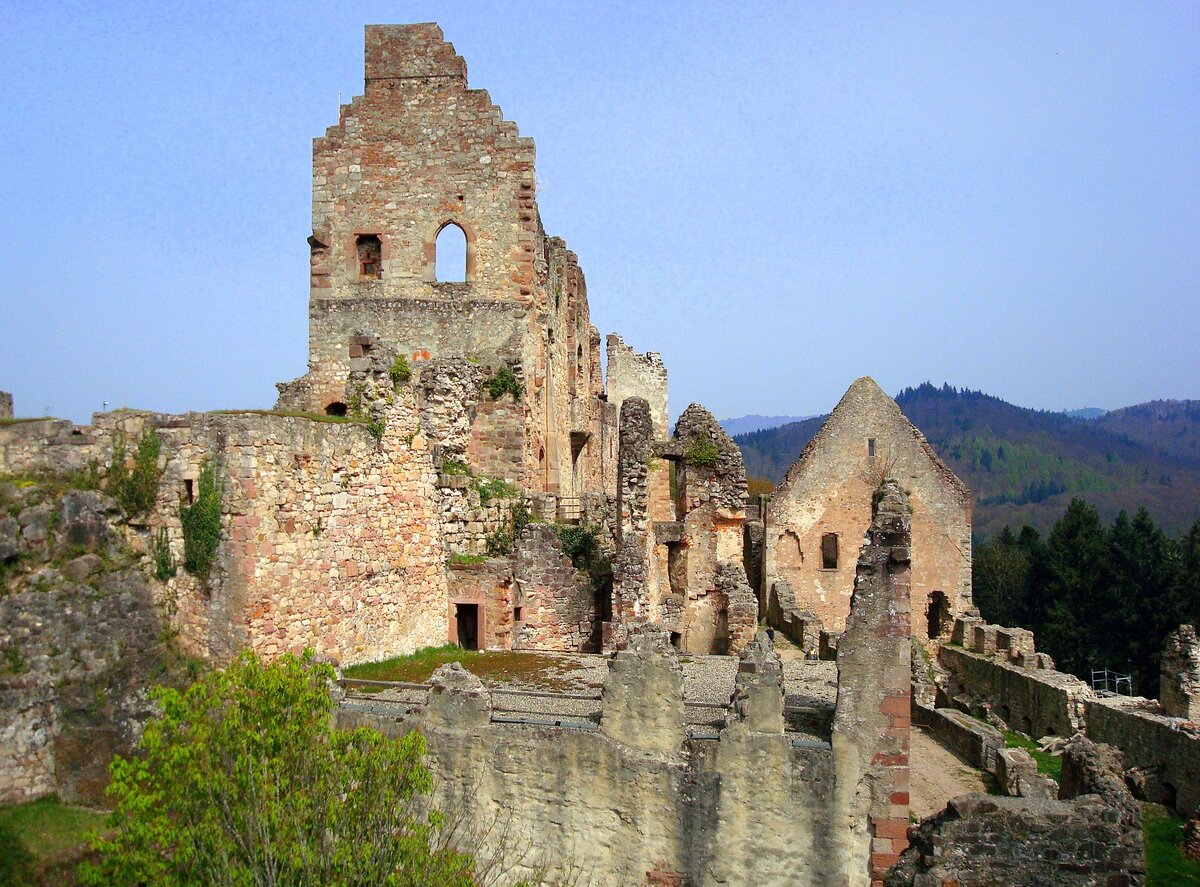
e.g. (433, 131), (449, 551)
(0, 391), (12, 420)
(765, 376), (972, 640)
(1160, 624), (1200, 721)
(832, 478), (912, 887)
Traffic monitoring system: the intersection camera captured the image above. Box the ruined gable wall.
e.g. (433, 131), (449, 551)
(513, 523), (597, 652)
(765, 378), (972, 638)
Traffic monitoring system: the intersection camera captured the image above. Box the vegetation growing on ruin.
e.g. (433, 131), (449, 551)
(441, 459), (470, 476)
(152, 527), (175, 582)
(447, 553), (487, 566)
(1143, 804), (1200, 885)
(214, 409), (352, 424)
(107, 430), (162, 515)
(486, 500), (534, 556)
(554, 523), (600, 572)
(389, 354), (412, 387)
(343, 646), (584, 691)
(685, 436), (720, 467)
(179, 461), (221, 582)
(485, 365), (523, 400)
(80, 651), (477, 886)
(1002, 730), (1062, 782)
(473, 477), (519, 505)
(975, 501), (1200, 696)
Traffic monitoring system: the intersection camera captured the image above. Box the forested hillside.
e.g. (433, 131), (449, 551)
(735, 383), (1200, 538)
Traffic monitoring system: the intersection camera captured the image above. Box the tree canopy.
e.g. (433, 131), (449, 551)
(974, 501), (1200, 696)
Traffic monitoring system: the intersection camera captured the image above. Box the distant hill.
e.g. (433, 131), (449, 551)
(718, 414), (815, 437)
(735, 383), (1200, 539)
(1063, 407), (1108, 420)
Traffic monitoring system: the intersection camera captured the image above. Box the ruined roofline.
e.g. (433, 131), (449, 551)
(317, 23), (531, 151)
(774, 375), (972, 505)
(605, 333), (666, 370)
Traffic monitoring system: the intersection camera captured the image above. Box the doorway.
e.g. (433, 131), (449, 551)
(455, 603), (480, 650)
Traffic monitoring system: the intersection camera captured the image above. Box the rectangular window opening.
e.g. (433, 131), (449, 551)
(867, 438), (876, 458)
(821, 532), (839, 570)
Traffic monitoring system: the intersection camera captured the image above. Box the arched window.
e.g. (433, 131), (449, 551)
(356, 235), (382, 279)
(435, 223), (467, 282)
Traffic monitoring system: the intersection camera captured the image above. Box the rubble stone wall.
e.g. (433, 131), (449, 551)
(445, 560), (515, 651)
(939, 643), (1088, 738)
(513, 524), (596, 652)
(0, 391), (12, 419)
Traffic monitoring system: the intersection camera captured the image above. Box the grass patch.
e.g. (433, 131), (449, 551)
(0, 417), (56, 426)
(440, 459), (471, 476)
(1144, 804), (1200, 885)
(447, 553), (488, 566)
(343, 646), (582, 690)
(1003, 730), (1062, 782)
(0, 797), (108, 884)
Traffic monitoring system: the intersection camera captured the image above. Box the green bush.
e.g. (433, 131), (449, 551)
(180, 462), (221, 582)
(486, 500), (533, 556)
(153, 527), (176, 581)
(685, 436), (720, 467)
(389, 354), (412, 387)
(364, 417), (386, 442)
(554, 523), (599, 572)
(108, 430), (163, 515)
(486, 365), (524, 400)
(79, 651), (476, 887)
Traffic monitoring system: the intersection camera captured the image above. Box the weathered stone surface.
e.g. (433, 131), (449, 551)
(513, 523), (597, 652)
(995, 747), (1053, 798)
(766, 376), (972, 639)
(1161, 624), (1200, 721)
(833, 479), (912, 887)
(886, 792), (1145, 887)
(0, 391), (12, 419)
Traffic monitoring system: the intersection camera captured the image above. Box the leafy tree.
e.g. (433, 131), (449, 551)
(81, 651), (476, 887)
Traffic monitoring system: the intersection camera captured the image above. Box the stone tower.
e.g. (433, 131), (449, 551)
(276, 24), (609, 497)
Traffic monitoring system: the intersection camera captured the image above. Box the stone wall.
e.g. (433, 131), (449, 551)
(0, 482), (186, 806)
(0, 391), (12, 419)
(0, 393), (452, 667)
(435, 477), (516, 556)
(605, 334), (668, 437)
(1086, 696), (1200, 817)
(672, 404), (756, 654)
(336, 625), (900, 886)
(765, 376), (972, 639)
(445, 559), (515, 651)
(275, 24), (612, 500)
(939, 643), (1088, 738)
(513, 524), (597, 652)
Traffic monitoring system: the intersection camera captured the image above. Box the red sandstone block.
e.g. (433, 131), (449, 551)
(879, 696), (910, 716)
(890, 791), (910, 805)
(872, 817), (910, 840)
(871, 752), (906, 767)
(871, 852), (901, 873)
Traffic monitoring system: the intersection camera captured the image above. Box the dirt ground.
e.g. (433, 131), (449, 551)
(909, 725), (990, 818)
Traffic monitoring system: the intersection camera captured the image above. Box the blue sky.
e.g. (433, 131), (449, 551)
(1, 1), (1196, 424)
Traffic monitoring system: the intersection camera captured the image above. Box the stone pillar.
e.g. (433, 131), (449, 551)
(733, 634), (786, 733)
(832, 478), (912, 887)
(1161, 624), (1200, 721)
(0, 391), (11, 420)
(599, 625), (685, 757)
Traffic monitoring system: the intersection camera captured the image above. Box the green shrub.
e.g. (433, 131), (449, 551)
(554, 523), (599, 572)
(389, 354), (412, 387)
(108, 430), (163, 515)
(486, 365), (524, 400)
(474, 476), (520, 504)
(441, 459), (471, 476)
(79, 651), (476, 887)
(153, 527), (176, 581)
(486, 500), (533, 556)
(685, 436), (720, 467)
(364, 417), (386, 442)
(180, 461), (222, 582)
